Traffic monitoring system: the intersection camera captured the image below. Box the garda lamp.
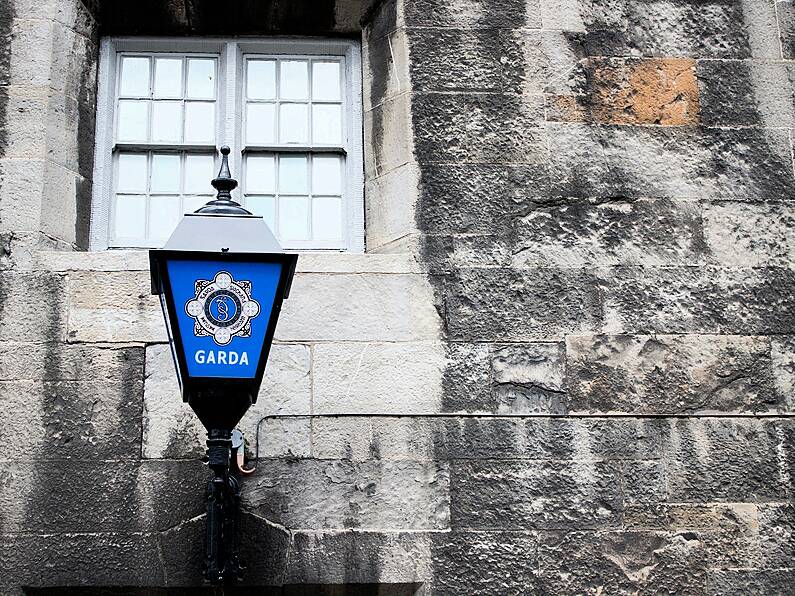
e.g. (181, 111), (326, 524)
(148, 146), (297, 584)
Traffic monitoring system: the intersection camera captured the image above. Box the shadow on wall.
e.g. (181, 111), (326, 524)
(25, 585), (422, 596)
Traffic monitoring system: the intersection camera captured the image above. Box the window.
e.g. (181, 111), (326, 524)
(90, 38), (364, 252)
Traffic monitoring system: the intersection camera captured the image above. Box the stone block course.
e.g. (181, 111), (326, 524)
(566, 334), (782, 415)
(0, 271), (67, 342)
(403, 0), (534, 29)
(778, 0), (795, 59)
(548, 123), (795, 200)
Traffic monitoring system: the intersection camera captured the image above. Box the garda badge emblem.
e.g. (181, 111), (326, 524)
(185, 271), (261, 346)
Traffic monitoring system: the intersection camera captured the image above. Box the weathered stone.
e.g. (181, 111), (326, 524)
(773, 336), (795, 410)
(538, 531), (707, 594)
(243, 459), (450, 530)
(621, 461), (666, 504)
(449, 460), (622, 530)
(404, 0), (533, 28)
(0, 271), (67, 342)
(364, 163), (421, 251)
(756, 503), (794, 569)
(412, 93), (547, 165)
(417, 164), (550, 236)
(67, 270), (164, 343)
(661, 418), (788, 502)
(286, 530), (431, 586)
(365, 92), (414, 179)
(445, 268), (603, 341)
(363, 19), (408, 111)
(703, 201), (795, 267)
(429, 531), (539, 595)
(571, 0), (779, 59)
(311, 417), (376, 461)
(512, 199), (705, 267)
(0, 532), (164, 589)
(549, 123), (795, 199)
(708, 569), (795, 595)
(313, 342), (444, 414)
(698, 60), (795, 128)
(778, 0), (795, 59)
(409, 30), (522, 93)
(602, 266), (795, 335)
(0, 158), (47, 232)
(278, 273), (442, 342)
(549, 57), (700, 125)
(566, 334), (781, 414)
(492, 342), (567, 414)
(440, 342), (493, 412)
(0, 460), (205, 534)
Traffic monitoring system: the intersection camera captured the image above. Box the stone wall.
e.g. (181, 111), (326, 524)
(1, 0), (794, 594)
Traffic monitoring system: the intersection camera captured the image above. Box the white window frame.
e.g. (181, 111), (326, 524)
(90, 37), (364, 252)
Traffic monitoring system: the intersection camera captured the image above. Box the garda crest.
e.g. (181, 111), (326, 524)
(185, 271), (261, 346)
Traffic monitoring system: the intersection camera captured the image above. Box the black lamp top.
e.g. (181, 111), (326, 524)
(195, 146), (252, 216)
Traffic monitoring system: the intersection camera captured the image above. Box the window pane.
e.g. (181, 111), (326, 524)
(312, 155), (342, 195)
(187, 59), (215, 99)
(312, 62), (341, 101)
(184, 102), (215, 143)
(117, 153), (147, 193)
(152, 101), (183, 143)
(313, 196), (343, 240)
(119, 56), (150, 96)
(279, 196), (309, 240)
(183, 196), (207, 214)
(280, 61), (308, 100)
(246, 155), (276, 194)
(153, 58), (182, 98)
(246, 196), (276, 231)
(149, 195), (181, 240)
(279, 155), (308, 194)
(279, 104), (308, 144)
(312, 104), (342, 145)
(151, 154), (181, 193)
(185, 154), (215, 194)
(246, 103), (276, 144)
(247, 60), (276, 100)
(117, 100), (149, 142)
(114, 195), (146, 238)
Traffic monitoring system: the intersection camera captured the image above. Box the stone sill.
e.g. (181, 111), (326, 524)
(23, 250), (424, 274)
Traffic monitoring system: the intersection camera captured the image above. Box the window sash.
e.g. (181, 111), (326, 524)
(90, 37), (364, 252)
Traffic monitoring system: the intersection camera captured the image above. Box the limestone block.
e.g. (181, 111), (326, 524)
(313, 341), (444, 414)
(8, 19), (53, 88)
(517, 30), (586, 95)
(311, 416), (375, 460)
(661, 418), (788, 502)
(513, 199), (705, 268)
(698, 60), (795, 128)
(286, 530), (432, 586)
(364, 92), (414, 179)
(29, 249), (150, 272)
(363, 25), (409, 111)
(0, 271), (67, 342)
(566, 334), (781, 414)
(1, 88), (48, 160)
(780, 0), (795, 59)
(757, 503), (795, 569)
(243, 459), (450, 530)
(49, 21), (97, 99)
(571, 0), (778, 59)
(66, 270), (165, 343)
(0, 158), (45, 232)
(413, 93), (547, 165)
(416, 164), (550, 236)
(429, 531), (539, 594)
(450, 459), (623, 530)
(277, 273), (442, 342)
(408, 29), (522, 94)
(0, 460), (204, 534)
(365, 162), (420, 251)
(548, 123), (795, 200)
(703, 201), (795, 267)
(444, 268), (603, 341)
(538, 531), (707, 594)
(0, 533), (164, 589)
(492, 342), (567, 414)
(601, 266), (795, 335)
(439, 342), (493, 412)
(403, 0), (533, 28)
(549, 57), (701, 126)
(39, 160), (80, 245)
(540, 0), (589, 31)
(773, 336), (795, 410)
(708, 570), (795, 596)
(143, 343), (311, 459)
